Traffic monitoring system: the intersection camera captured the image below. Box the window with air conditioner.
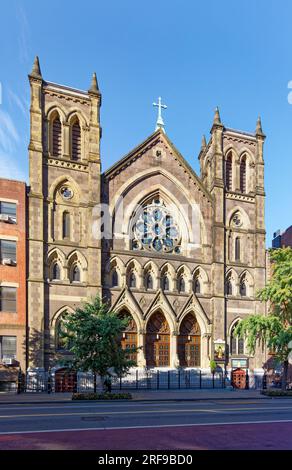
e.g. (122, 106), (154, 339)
(0, 240), (16, 265)
(0, 287), (17, 313)
(0, 336), (16, 363)
(0, 202), (17, 223)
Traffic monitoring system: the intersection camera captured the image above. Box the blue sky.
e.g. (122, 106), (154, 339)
(0, 0), (291, 245)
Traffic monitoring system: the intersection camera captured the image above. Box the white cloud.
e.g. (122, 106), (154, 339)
(8, 89), (28, 117)
(16, 5), (30, 64)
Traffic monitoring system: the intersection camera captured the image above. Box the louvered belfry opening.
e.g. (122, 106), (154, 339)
(52, 116), (62, 156)
(240, 155), (247, 193)
(71, 120), (81, 160)
(225, 153), (232, 191)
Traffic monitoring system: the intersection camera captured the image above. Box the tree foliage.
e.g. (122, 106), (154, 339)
(235, 247), (292, 389)
(59, 296), (137, 381)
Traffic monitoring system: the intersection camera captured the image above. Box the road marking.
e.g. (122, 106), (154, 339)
(0, 405), (292, 420)
(0, 408), (219, 419)
(0, 419), (292, 436)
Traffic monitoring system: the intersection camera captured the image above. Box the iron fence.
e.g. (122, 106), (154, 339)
(19, 368), (226, 393)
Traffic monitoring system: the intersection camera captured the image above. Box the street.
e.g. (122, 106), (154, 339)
(0, 399), (291, 449)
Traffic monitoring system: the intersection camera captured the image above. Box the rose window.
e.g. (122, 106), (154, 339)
(132, 199), (181, 253)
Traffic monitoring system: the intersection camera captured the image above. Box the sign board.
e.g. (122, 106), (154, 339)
(214, 339), (226, 362)
(231, 358), (249, 369)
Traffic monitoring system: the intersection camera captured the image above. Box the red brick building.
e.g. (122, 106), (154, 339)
(0, 179), (26, 370)
(272, 226), (292, 248)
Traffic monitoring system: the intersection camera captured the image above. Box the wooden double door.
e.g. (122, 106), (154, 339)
(146, 312), (170, 367)
(178, 313), (201, 367)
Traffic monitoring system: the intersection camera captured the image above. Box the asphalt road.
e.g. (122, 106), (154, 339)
(0, 399), (292, 449)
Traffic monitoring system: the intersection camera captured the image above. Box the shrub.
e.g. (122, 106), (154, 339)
(261, 389), (292, 397)
(72, 392), (132, 400)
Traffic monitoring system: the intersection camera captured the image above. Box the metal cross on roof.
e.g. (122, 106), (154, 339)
(153, 96), (167, 133)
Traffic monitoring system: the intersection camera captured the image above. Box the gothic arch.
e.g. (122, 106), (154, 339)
(48, 175), (81, 203)
(105, 256), (125, 287)
(226, 268), (239, 296)
(50, 305), (75, 351)
(160, 262), (176, 291)
(109, 168), (209, 249)
(47, 247), (66, 280)
(46, 104), (67, 123)
(143, 260), (159, 290)
(227, 206), (251, 229)
(67, 250), (88, 283)
(192, 266), (209, 294)
(66, 109), (88, 128)
(239, 269), (254, 297)
(145, 303), (176, 334)
(114, 302), (143, 332)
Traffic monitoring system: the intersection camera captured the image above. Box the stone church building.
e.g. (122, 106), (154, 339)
(27, 57), (267, 375)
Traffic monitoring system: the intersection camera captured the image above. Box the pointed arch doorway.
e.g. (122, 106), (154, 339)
(178, 313), (201, 367)
(118, 309), (138, 363)
(146, 311), (170, 367)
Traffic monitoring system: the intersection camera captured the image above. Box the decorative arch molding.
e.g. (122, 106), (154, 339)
(47, 247), (66, 280)
(67, 249), (88, 283)
(239, 269), (254, 296)
(224, 146), (239, 161)
(109, 168), (210, 249)
(48, 174), (82, 203)
(50, 305), (75, 352)
(105, 256), (125, 288)
(111, 287), (144, 331)
(144, 290), (177, 333)
(65, 109), (89, 128)
(238, 147), (255, 165)
(192, 265), (209, 294)
(177, 293), (211, 335)
(46, 103), (67, 123)
(227, 206), (251, 230)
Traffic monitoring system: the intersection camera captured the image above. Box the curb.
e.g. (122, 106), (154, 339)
(0, 396), (271, 405)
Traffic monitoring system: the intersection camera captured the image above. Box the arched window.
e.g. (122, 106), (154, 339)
(112, 269), (119, 287)
(72, 265), (80, 282)
(178, 277), (185, 293)
(52, 115), (62, 156)
(226, 276), (233, 296)
(225, 152), (232, 191)
(230, 322), (245, 355)
(162, 275), (169, 291)
(52, 263), (60, 280)
(240, 278), (247, 296)
(235, 237), (240, 261)
(145, 273), (153, 290)
(129, 272), (136, 288)
(240, 155), (247, 193)
(194, 277), (200, 294)
(71, 119), (81, 160)
(62, 212), (70, 239)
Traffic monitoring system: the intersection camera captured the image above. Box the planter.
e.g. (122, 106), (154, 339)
(72, 392), (132, 400)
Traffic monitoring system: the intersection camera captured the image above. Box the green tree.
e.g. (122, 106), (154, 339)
(235, 247), (292, 390)
(60, 296), (138, 392)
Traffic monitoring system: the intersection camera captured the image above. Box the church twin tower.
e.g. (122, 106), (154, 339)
(27, 58), (266, 372)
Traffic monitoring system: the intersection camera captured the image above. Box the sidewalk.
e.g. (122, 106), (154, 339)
(0, 388), (270, 404)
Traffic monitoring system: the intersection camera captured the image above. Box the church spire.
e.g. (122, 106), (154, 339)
(201, 134), (207, 150)
(30, 56), (42, 80)
(213, 106), (221, 125)
(88, 72), (100, 95)
(255, 115), (264, 136)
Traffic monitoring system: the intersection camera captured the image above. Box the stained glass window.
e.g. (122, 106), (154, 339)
(132, 199), (181, 254)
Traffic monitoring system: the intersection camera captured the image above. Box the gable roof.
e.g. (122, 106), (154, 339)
(103, 128), (213, 203)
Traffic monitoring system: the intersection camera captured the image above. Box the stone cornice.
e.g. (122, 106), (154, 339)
(45, 158), (88, 172)
(225, 192), (255, 203)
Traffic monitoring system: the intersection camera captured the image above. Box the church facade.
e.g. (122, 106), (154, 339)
(27, 58), (267, 374)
